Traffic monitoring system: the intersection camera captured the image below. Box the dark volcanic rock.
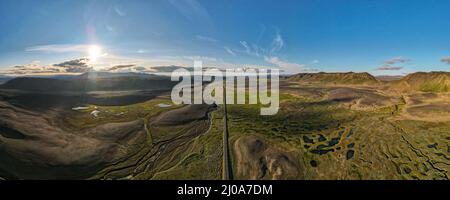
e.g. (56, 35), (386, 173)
(346, 150), (355, 160)
(427, 143), (438, 149)
(318, 134), (326, 142)
(310, 160), (318, 167)
(303, 135), (313, 143)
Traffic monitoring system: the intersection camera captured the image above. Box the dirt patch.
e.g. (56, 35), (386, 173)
(153, 104), (217, 126)
(233, 135), (303, 180)
(0, 101), (145, 179)
(327, 87), (398, 110)
(401, 103), (450, 122)
(0, 89), (169, 112)
(399, 93), (450, 122)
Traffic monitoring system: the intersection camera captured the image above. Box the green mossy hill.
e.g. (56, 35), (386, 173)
(288, 72), (380, 85)
(392, 71), (450, 93)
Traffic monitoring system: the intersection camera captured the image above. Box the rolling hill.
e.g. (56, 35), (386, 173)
(288, 72), (380, 85)
(0, 75), (12, 84)
(391, 71), (450, 93)
(0, 72), (177, 92)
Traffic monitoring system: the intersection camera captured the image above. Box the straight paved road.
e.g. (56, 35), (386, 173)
(222, 87), (233, 180)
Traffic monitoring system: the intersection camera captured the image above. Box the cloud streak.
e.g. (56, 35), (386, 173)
(441, 56), (450, 64)
(224, 47), (236, 56)
(386, 56), (409, 65)
(107, 64), (135, 72)
(234, 27), (309, 74)
(168, 0), (213, 28)
(270, 30), (284, 53)
(26, 44), (91, 53)
(53, 58), (92, 73)
(196, 35), (218, 43)
(5, 58), (92, 74)
(264, 56), (314, 74)
(377, 56), (409, 71)
(238, 28), (284, 58)
(114, 5), (127, 17)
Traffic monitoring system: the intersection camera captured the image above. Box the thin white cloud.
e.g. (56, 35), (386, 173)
(196, 35), (218, 43)
(105, 24), (114, 32)
(5, 58), (92, 75)
(251, 44), (261, 57)
(137, 49), (148, 54)
(256, 24), (267, 44)
(237, 28), (284, 58)
(441, 56), (450, 64)
(239, 41), (262, 57)
(2, 54), (277, 76)
(182, 56), (219, 62)
(108, 64), (135, 72)
(386, 56), (409, 65)
(224, 47), (236, 56)
(25, 44), (90, 53)
(236, 28), (305, 74)
(240, 41), (250, 53)
(265, 56), (309, 74)
(53, 58), (92, 73)
(168, 0), (213, 28)
(376, 56), (409, 71)
(114, 5), (127, 16)
(270, 31), (284, 53)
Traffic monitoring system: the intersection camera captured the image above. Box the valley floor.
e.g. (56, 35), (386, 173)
(0, 82), (449, 180)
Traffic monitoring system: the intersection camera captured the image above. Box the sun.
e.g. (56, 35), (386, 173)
(88, 45), (102, 62)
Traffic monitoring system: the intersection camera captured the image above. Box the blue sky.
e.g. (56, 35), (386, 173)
(1, 0), (450, 75)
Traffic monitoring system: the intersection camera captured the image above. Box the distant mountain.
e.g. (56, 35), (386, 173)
(150, 66), (193, 73)
(288, 72), (380, 85)
(76, 71), (164, 79)
(0, 72), (177, 92)
(391, 71), (450, 93)
(0, 75), (13, 84)
(376, 75), (404, 82)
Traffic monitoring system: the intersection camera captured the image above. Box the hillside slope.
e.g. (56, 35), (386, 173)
(391, 71), (450, 93)
(0, 72), (176, 92)
(288, 72), (380, 85)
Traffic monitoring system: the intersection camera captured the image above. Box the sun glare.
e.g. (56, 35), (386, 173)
(88, 45), (102, 62)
